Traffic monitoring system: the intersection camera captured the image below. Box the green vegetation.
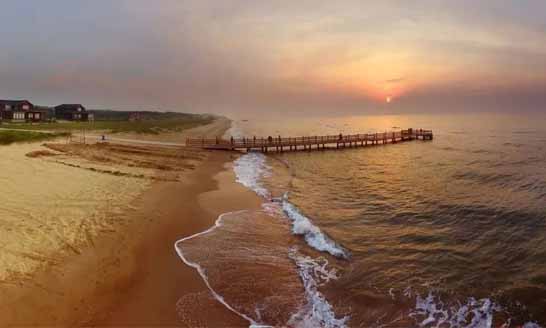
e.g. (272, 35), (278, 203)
(0, 130), (70, 145)
(0, 112), (215, 135)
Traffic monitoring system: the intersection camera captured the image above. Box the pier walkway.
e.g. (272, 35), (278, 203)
(187, 128), (433, 152)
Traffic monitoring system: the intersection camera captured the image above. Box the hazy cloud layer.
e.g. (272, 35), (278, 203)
(0, 0), (545, 116)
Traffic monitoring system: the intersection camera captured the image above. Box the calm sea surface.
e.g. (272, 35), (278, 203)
(178, 112), (546, 327)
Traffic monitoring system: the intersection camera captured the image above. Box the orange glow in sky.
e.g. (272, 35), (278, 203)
(1, 1), (545, 113)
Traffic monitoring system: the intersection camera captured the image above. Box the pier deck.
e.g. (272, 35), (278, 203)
(187, 128), (433, 152)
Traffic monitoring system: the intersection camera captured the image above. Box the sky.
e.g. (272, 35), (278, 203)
(1, 0), (545, 116)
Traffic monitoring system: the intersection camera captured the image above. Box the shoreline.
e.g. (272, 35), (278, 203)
(91, 151), (264, 327)
(1, 150), (262, 327)
(0, 117), (271, 327)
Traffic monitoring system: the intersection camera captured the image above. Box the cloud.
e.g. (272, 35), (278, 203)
(1, 0), (546, 115)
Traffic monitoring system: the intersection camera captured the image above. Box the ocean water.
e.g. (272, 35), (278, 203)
(177, 112), (546, 327)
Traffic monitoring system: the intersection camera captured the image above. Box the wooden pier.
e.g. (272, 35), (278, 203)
(186, 128), (433, 152)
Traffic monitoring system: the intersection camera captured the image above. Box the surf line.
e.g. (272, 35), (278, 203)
(173, 210), (271, 328)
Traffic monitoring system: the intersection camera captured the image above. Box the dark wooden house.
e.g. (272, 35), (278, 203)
(54, 104), (93, 121)
(0, 100), (46, 122)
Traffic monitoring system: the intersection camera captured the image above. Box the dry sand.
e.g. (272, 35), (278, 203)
(0, 118), (264, 327)
(0, 142), (149, 284)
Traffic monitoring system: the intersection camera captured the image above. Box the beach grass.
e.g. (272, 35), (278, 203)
(0, 130), (70, 145)
(0, 113), (216, 135)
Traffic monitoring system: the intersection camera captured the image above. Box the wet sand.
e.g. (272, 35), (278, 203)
(0, 118), (267, 327)
(97, 152), (268, 327)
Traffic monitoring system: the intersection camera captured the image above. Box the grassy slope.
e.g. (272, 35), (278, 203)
(0, 130), (70, 145)
(0, 113), (215, 135)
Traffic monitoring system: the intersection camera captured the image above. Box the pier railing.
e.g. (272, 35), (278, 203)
(186, 128), (433, 152)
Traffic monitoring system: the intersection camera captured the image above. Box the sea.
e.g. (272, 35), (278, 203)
(176, 112), (546, 327)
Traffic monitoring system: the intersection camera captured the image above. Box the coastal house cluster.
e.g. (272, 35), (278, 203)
(0, 100), (93, 123)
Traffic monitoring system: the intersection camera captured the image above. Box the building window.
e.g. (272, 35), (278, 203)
(22, 105), (30, 110)
(5, 105), (11, 110)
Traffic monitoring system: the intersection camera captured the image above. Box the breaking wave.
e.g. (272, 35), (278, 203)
(282, 194), (349, 259)
(234, 152), (349, 260)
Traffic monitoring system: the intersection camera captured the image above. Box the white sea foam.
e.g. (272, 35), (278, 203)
(176, 150), (349, 327)
(411, 293), (498, 327)
(409, 292), (542, 328)
(232, 152), (351, 327)
(233, 150), (348, 259)
(288, 248), (349, 328)
(523, 323), (542, 328)
(282, 194), (349, 259)
(233, 153), (272, 199)
(175, 206), (347, 328)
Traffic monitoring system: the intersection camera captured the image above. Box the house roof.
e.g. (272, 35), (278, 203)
(0, 99), (33, 106)
(55, 104), (86, 112)
(55, 104), (85, 108)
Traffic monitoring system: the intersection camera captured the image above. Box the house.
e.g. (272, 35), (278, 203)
(54, 104), (94, 121)
(0, 100), (46, 122)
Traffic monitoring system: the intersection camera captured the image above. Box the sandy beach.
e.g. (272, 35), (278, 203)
(0, 118), (261, 327)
